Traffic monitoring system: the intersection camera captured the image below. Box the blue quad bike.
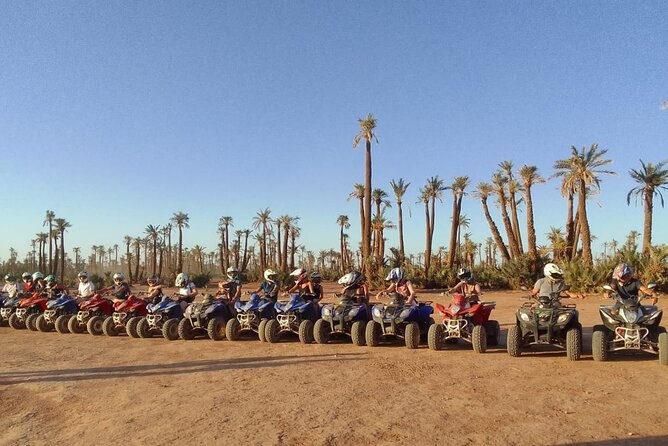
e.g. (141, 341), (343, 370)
(36, 293), (80, 334)
(225, 293), (276, 342)
(366, 296), (434, 349)
(0, 295), (18, 326)
(135, 296), (184, 341)
(178, 295), (234, 341)
(314, 294), (369, 346)
(264, 294), (320, 344)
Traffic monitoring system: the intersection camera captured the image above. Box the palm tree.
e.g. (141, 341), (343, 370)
(276, 215), (296, 272)
(546, 227), (567, 261)
(627, 159), (668, 256)
(348, 183), (365, 254)
(43, 210), (55, 274)
(218, 216), (233, 272)
(132, 237), (142, 280)
(241, 229), (251, 271)
(289, 225), (301, 270)
(191, 245), (205, 273)
(54, 218), (71, 279)
(124, 235), (133, 283)
(491, 172), (521, 259)
(554, 144), (615, 266)
(170, 212), (190, 272)
(499, 161), (524, 255)
(390, 178), (410, 260)
(162, 223), (173, 270)
(519, 165), (545, 263)
(446, 176), (469, 268)
(72, 246), (81, 270)
(353, 114), (378, 281)
(252, 208), (272, 272)
(420, 176), (445, 283)
(36, 232), (48, 271)
(144, 224), (160, 276)
(337, 215), (350, 273)
(472, 183), (511, 262)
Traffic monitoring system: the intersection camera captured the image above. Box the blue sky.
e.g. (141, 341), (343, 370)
(1, 1), (667, 262)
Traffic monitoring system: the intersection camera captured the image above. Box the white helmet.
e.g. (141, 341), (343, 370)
(22, 272), (32, 281)
(175, 273), (188, 287)
(113, 272), (125, 283)
(385, 267), (405, 282)
(290, 267), (307, 284)
(263, 269), (277, 283)
(32, 272), (44, 281)
(226, 266), (239, 280)
(338, 271), (364, 290)
(543, 263), (563, 282)
(78, 271), (89, 280)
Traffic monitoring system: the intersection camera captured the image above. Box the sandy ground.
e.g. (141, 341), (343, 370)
(1, 284), (667, 446)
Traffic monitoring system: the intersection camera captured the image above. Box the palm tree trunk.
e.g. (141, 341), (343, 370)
(642, 192), (653, 256)
(363, 141), (372, 281)
(282, 226), (289, 273)
(525, 185), (538, 261)
(565, 192), (575, 260)
(177, 228), (183, 272)
(577, 180), (593, 266)
(481, 198), (511, 261)
(424, 201), (432, 283)
(509, 193), (524, 255)
(498, 193), (520, 259)
(60, 233), (65, 280)
(397, 202), (405, 259)
(134, 244), (140, 281)
(447, 194), (458, 268)
(242, 232), (250, 271)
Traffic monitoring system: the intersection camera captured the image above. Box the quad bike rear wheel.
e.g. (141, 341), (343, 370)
(257, 319), (268, 342)
(208, 317), (226, 341)
(427, 323), (443, 351)
(8, 313), (25, 329)
(225, 318), (241, 341)
(591, 325), (608, 362)
(472, 324), (488, 353)
(404, 322), (420, 349)
(178, 318), (196, 340)
(26, 313), (39, 331)
(313, 319), (331, 344)
(36, 314), (51, 332)
(68, 316), (86, 334)
(87, 315), (105, 336)
(658, 332), (668, 366)
(298, 319), (314, 344)
(102, 316), (119, 336)
(351, 320), (366, 346)
(137, 318), (151, 338)
(55, 314), (72, 334)
(485, 320), (501, 346)
(162, 318), (179, 341)
(365, 320), (381, 347)
(264, 319), (280, 343)
(126, 317), (141, 338)
(507, 325), (522, 357)
(566, 325), (582, 361)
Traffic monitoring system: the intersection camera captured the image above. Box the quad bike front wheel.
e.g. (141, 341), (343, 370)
(566, 325), (582, 361)
(225, 318), (241, 341)
(257, 319), (268, 342)
(658, 332), (668, 366)
(313, 319), (331, 344)
(126, 317), (142, 338)
(351, 320), (366, 346)
(26, 313), (39, 331)
(55, 314), (72, 334)
(591, 325), (608, 362)
(137, 318), (151, 338)
(472, 324), (488, 353)
(298, 319), (314, 344)
(365, 320), (381, 347)
(35, 314), (51, 332)
(68, 316), (86, 334)
(507, 325), (522, 357)
(207, 317), (226, 341)
(404, 322), (420, 349)
(427, 323), (443, 351)
(102, 317), (119, 336)
(87, 315), (105, 336)
(162, 318), (179, 341)
(178, 318), (196, 340)
(8, 313), (25, 330)
(264, 319), (280, 343)
(485, 320), (501, 346)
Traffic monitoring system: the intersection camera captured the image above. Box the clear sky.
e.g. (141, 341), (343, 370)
(1, 1), (667, 262)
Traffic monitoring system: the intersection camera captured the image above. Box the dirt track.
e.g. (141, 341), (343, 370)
(1, 287), (667, 446)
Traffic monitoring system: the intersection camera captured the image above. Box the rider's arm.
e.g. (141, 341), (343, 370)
(406, 281), (416, 305)
(449, 281), (463, 294)
(375, 283), (395, 299)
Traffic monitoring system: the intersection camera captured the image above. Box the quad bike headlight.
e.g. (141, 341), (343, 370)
(372, 307), (383, 318)
(621, 308), (639, 324)
(556, 313), (570, 325)
(519, 312), (530, 322)
(323, 307), (331, 317)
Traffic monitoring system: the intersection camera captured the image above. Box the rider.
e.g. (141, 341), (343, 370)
(610, 263), (657, 307)
(218, 266), (242, 302)
(44, 274), (68, 298)
(337, 271), (368, 304)
(32, 272), (46, 293)
(531, 263), (578, 300)
(250, 269), (281, 302)
(145, 275), (163, 304)
(2, 274), (21, 298)
(175, 273), (198, 311)
(287, 268), (322, 315)
(100, 273), (132, 303)
(375, 267), (417, 306)
(449, 268), (482, 302)
(76, 271), (96, 299)
(21, 272), (34, 294)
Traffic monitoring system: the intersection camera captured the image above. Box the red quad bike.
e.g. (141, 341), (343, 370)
(428, 293), (500, 353)
(9, 292), (49, 331)
(102, 295), (148, 337)
(68, 294), (115, 335)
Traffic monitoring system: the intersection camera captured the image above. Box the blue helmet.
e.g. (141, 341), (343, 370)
(385, 267), (405, 282)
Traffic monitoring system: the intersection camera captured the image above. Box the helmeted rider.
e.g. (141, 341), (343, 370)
(287, 268), (321, 316)
(32, 272), (46, 293)
(610, 262), (657, 308)
(77, 271), (96, 299)
(100, 273), (132, 302)
(44, 274), (67, 298)
(375, 267), (416, 306)
(2, 274), (21, 298)
(531, 263), (577, 300)
(250, 269), (281, 301)
(145, 275), (163, 304)
(449, 268), (482, 302)
(218, 266), (242, 302)
(21, 272), (34, 294)
(175, 273), (198, 311)
(337, 271), (368, 304)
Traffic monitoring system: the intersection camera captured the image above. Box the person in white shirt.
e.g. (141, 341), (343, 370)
(2, 275), (21, 298)
(77, 271), (96, 299)
(175, 272), (198, 311)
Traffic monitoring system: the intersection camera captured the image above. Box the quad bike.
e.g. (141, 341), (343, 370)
(178, 295), (234, 341)
(9, 292), (49, 330)
(102, 295), (148, 337)
(225, 293), (276, 342)
(265, 294), (320, 344)
(1, 295), (22, 326)
(67, 294), (115, 335)
(136, 296), (184, 340)
(314, 292), (369, 346)
(507, 292), (582, 360)
(365, 294), (434, 349)
(592, 284), (666, 365)
(428, 293), (500, 353)
(36, 293), (80, 333)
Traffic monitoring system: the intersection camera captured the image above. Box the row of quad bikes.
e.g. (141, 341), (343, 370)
(0, 289), (665, 364)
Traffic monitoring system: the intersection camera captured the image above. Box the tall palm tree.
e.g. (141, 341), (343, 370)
(420, 176), (445, 283)
(546, 227), (567, 261)
(218, 216), (233, 272)
(390, 178), (410, 260)
(289, 225), (301, 270)
(170, 212), (190, 272)
(336, 215), (350, 273)
(627, 159), (668, 256)
(36, 232), (48, 271)
(276, 215), (295, 272)
(43, 210), (56, 274)
(353, 114), (378, 281)
(54, 218), (71, 279)
(472, 183), (511, 262)
(132, 238), (142, 280)
(446, 176), (469, 268)
(491, 173), (520, 259)
(499, 161), (524, 255)
(162, 223), (173, 270)
(554, 144), (615, 266)
(241, 229), (251, 271)
(124, 235), (133, 283)
(72, 247), (81, 270)
(144, 224), (161, 276)
(252, 208), (272, 272)
(519, 165), (545, 263)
